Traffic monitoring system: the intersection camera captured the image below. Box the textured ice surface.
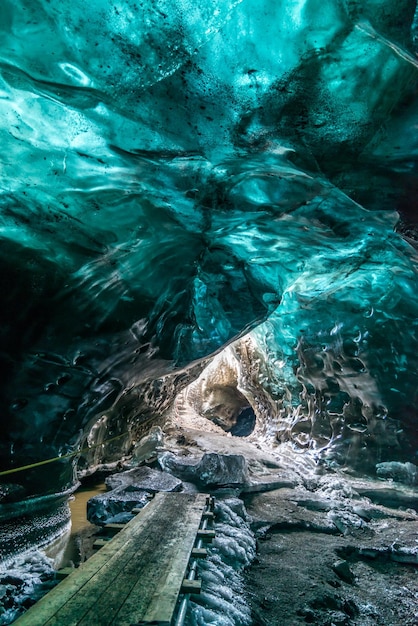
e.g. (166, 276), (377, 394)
(0, 551), (56, 625)
(0, 497), (71, 567)
(88, 462), (183, 526)
(375, 461), (418, 485)
(87, 486), (151, 526)
(186, 498), (256, 626)
(130, 426), (164, 465)
(105, 466), (182, 492)
(159, 452), (248, 487)
(0, 0), (418, 512)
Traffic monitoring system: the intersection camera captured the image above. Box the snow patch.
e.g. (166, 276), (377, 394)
(0, 551), (57, 625)
(186, 498), (256, 626)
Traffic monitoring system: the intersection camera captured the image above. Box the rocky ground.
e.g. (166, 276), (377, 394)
(3, 397), (418, 626)
(161, 401), (418, 626)
(243, 483), (418, 626)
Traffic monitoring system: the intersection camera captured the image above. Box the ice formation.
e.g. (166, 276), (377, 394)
(0, 0), (418, 560)
(186, 498), (256, 626)
(0, 551), (56, 625)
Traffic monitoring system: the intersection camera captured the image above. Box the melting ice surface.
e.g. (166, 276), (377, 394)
(186, 498), (256, 626)
(0, 551), (56, 625)
(1, 0), (418, 551)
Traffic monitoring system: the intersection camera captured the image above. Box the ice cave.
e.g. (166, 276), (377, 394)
(1, 1), (418, 624)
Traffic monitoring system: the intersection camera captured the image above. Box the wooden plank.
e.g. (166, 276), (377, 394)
(55, 568), (76, 580)
(13, 494), (175, 626)
(180, 579), (202, 594)
(103, 523), (126, 531)
(196, 529), (216, 541)
(191, 548), (208, 559)
(202, 511), (215, 520)
(13, 493), (207, 626)
(111, 494), (207, 625)
(52, 493), (201, 626)
(93, 538), (111, 549)
(77, 503), (175, 626)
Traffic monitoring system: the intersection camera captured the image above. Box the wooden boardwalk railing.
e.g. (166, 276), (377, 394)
(14, 492), (213, 626)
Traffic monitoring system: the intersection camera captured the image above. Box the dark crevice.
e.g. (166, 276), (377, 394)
(228, 406), (257, 437)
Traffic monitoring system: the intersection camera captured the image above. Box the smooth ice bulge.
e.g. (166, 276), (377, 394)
(0, 1), (417, 516)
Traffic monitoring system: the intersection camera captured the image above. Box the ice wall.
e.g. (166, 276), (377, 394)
(0, 1), (418, 510)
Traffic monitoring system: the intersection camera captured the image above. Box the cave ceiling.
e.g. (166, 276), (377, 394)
(1, 0), (418, 501)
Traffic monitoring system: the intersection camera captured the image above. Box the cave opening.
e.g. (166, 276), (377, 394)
(227, 406), (257, 438)
(1, 0), (418, 624)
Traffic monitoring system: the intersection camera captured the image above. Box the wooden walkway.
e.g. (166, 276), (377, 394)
(14, 492), (211, 626)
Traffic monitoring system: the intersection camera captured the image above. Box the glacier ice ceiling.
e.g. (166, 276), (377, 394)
(1, 0), (418, 513)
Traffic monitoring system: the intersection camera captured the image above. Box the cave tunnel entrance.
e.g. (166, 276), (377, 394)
(228, 405), (256, 437)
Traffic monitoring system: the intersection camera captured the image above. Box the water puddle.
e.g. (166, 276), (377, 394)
(69, 482), (106, 534)
(43, 482), (106, 568)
